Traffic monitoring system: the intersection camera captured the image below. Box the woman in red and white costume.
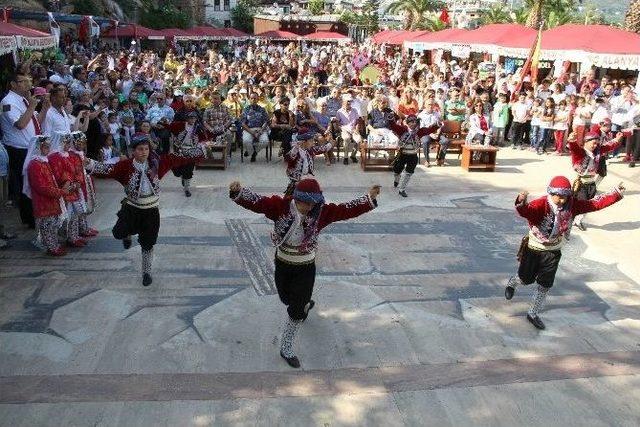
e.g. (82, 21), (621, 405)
(24, 135), (71, 256)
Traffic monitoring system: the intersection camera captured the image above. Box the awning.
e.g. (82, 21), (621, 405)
(0, 21), (56, 50)
(255, 30), (300, 40)
(498, 24), (640, 70)
(304, 31), (350, 42)
(102, 24), (165, 40)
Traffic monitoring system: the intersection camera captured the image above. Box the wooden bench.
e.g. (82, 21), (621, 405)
(461, 145), (499, 172)
(360, 144), (398, 172)
(440, 120), (466, 159)
(198, 140), (229, 170)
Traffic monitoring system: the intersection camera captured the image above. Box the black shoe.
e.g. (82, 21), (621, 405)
(526, 314), (545, 330)
(505, 286), (515, 300)
(399, 190), (408, 197)
(142, 273), (153, 287)
(184, 189), (192, 197)
(250, 152), (257, 162)
(511, 145), (516, 150)
(280, 350), (300, 368)
(574, 222), (587, 231)
(393, 181), (398, 188)
(630, 161), (636, 168)
(123, 237), (132, 250)
(343, 158), (349, 165)
(244, 150), (249, 157)
(350, 156), (358, 164)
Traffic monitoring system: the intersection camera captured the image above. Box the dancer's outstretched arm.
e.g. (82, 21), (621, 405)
(229, 181), (285, 221)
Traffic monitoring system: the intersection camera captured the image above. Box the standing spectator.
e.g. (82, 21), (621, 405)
(553, 100), (569, 155)
(0, 72), (39, 229)
(0, 142), (16, 249)
(491, 93), (509, 146)
(538, 98), (556, 155)
(510, 92), (530, 149)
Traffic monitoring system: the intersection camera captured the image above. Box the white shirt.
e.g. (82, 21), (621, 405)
(42, 106), (72, 137)
(511, 101), (529, 123)
(0, 90), (38, 149)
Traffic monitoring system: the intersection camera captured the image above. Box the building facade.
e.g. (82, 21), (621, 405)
(203, 0), (238, 27)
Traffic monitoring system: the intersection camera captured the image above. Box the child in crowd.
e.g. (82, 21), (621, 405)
(553, 100), (569, 155)
(101, 133), (123, 164)
(491, 93), (509, 146)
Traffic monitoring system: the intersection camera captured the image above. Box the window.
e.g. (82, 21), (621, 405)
(214, 0), (220, 11)
(223, 0), (230, 11)
(224, 20), (231, 28)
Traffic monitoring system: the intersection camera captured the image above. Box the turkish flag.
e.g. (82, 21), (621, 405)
(439, 8), (450, 25)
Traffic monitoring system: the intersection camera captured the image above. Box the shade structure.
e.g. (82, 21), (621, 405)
(221, 28), (250, 39)
(403, 28), (469, 52)
(384, 30), (428, 46)
(102, 24), (165, 40)
(0, 21), (56, 50)
(450, 24), (536, 53)
(255, 30), (300, 40)
(371, 30), (402, 44)
(497, 24), (640, 70)
(305, 31), (350, 42)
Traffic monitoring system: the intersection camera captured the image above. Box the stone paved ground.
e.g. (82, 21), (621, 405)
(0, 148), (639, 426)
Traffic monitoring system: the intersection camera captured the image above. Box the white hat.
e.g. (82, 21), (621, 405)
(239, 88), (248, 94)
(174, 89), (184, 97)
(227, 88), (237, 94)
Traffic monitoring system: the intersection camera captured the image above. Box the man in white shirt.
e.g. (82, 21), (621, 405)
(0, 72), (40, 228)
(49, 62), (72, 85)
(511, 92), (531, 149)
(41, 86), (74, 138)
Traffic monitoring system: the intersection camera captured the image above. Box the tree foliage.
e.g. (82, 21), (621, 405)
(139, 0), (190, 29)
(308, 0), (325, 16)
(384, 0), (444, 30)
(231, 0), (258, 33)
(71, 0), (102, 16)
(340, 0), (379, 33)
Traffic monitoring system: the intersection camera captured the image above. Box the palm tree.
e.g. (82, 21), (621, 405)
(524, 0), (576, 29)
(625, 0), (640, 33)
(415, 15), (448, 31)
(385, 0), (444, 30)
(481, 5), (511, 25)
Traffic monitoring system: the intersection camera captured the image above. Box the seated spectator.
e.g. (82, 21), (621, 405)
(241, 92), (270, 162)
(270, 97), (296, 155)
(467, 101), (492, 145)
(336, 98), (362, 165)
(367, 96), (400, 148)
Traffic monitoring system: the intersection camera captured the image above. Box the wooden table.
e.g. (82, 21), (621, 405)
(461, 145), (499, 172)
(198, 143), (229, 170)
(360, 145), (398, 172)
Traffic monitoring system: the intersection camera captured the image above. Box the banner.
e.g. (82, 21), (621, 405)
(0, 36), (16, 56)
(16, 35), (57, 50)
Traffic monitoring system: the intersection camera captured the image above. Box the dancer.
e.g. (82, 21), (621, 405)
(569, 130), (624, 231)
(24, 135), (70, 256)
(48, 132), (86, 248)
(283, 130), (334, 196)
(87, 134), (213, 286)
(69, 131), (99, 237)
(505, 176), (625, 330)
(171, 111), (206, 197)
(229, 178), (380, 368)
(392, 115), (420, 197)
